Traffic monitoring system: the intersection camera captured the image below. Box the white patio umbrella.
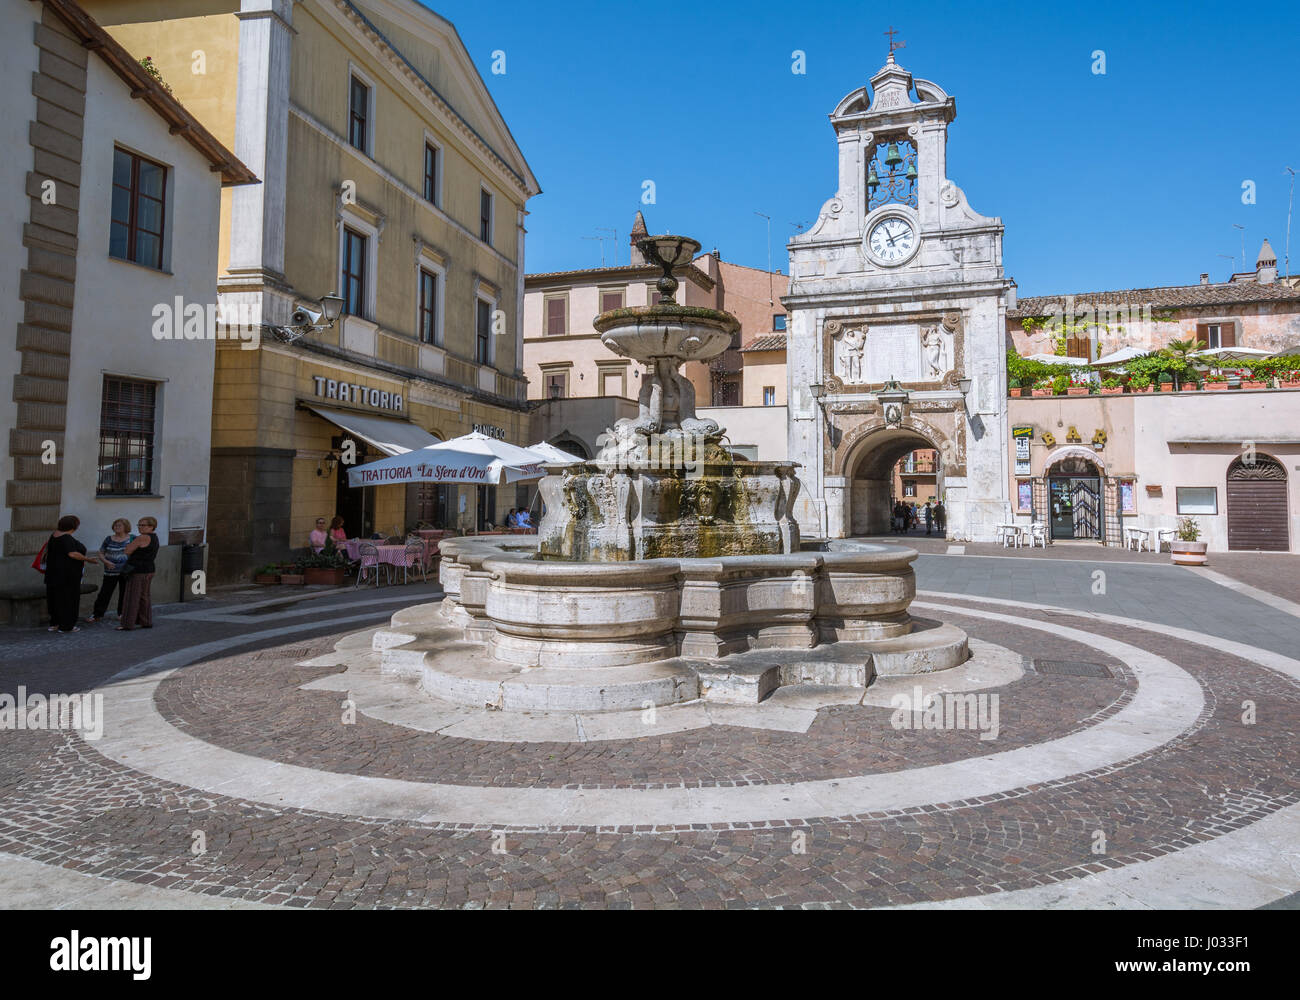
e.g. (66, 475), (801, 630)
(1021, 353), (1089, 366)
(347, 431), (547, 487)
(1091, 346), (1149, 366)
(1190, 346), (1272, 362)
(1267, 343), (1300, 358)
(527, 440), (587, 465)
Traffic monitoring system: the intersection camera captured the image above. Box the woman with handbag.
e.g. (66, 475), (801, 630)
(117, 516), (159, 631)
(44, 515), (99, 633)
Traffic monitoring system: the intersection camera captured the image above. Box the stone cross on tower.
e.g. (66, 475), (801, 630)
(883, 26), (906, 57)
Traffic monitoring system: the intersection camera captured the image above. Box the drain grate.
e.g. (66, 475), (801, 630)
(1033, 659), (1113, 679)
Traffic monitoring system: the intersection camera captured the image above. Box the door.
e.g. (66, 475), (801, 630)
(1050, 477), (1100, 539)
(1049, 479), (1074, 538)
(1227, 455), (1289, 551)
(334, 435), (374, 538)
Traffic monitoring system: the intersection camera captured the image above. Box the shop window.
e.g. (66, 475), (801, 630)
(1176, 486), (1217, 515)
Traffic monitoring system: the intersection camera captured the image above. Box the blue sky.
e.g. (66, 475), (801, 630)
(428, 0), (1299, 296)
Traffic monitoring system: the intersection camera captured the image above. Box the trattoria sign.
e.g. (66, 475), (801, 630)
(347, 457), (544, 487)
(312, 375), (403, 412)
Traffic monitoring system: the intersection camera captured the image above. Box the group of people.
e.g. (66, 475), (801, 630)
(43, 515), (160, 633)
(891, 500), (945, 536)
(504, 508), (533, 530)
(308, 516), (349, 554)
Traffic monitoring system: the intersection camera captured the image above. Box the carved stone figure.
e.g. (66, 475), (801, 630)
(839, 327), (866, 382)
(921, 324), (949, 378)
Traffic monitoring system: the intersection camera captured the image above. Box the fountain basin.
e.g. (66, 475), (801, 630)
(593, 305), (739, 362)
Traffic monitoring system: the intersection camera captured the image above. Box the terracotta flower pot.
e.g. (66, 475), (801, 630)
(1131, 385), (1153, 393)
(1031, 388), (1052, 397)
(1066, 387), (1090, 396)
(1170, 540), (1208, 566)
(1099, 387), (1123, 395)
(1241, 380), (1267, 389)
(1204, 382), (1230, 391)
(254, 573), (278, 585)
(1180, 383), (1200, 391)
(303, 567), (345, 586)
(1279, 380), (1300, 389)
(279, 573), (305, 585)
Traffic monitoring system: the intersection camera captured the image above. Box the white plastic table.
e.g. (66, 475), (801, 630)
(1123, 526), (1151, 552)
(997, 524), (1024, 548)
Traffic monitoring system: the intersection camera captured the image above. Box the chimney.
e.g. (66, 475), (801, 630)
(1199, 273), (1209, 285)
(1256, 238), (1277, 285)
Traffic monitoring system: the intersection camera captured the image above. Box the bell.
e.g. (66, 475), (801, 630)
(905, 161), (917, 181)
(885, 142), (902, 166)
(867, 166), (879, 189)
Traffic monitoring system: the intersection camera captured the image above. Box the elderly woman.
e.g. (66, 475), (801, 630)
(86, 517), (133, 623)
(45, 515), (98, 633)
(117, 516), (159, 631)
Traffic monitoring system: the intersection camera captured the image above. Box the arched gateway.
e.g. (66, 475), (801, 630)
(783, 52), (1012, 541)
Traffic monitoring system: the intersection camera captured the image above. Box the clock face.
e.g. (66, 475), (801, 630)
(868, 216), (917, 264)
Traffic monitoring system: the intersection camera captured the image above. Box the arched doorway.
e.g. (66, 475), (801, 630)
(1046, 454), (1102, 540)
(1227, 454), (1289, 551)
(848, 427), (944, 535)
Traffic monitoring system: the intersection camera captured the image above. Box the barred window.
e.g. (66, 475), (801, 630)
(97, 377), (157, 495)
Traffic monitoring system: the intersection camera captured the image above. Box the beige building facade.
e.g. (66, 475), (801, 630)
(83, 0), (540, 579)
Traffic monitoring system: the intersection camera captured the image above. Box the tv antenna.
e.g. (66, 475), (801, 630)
(581, 227), (618, 266)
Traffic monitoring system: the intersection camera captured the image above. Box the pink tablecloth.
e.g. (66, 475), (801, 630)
(344, 539), (436, 567)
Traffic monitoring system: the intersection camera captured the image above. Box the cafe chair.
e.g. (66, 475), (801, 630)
(356, 542), (387, 588)
(402, 540), (427, 584)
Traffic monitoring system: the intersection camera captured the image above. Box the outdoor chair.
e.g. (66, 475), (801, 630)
(1156, 528), (1178, 552)
(355, 542), (387, 588)
(402, 540), (427, 584)
(1027, 522), (1047, 547)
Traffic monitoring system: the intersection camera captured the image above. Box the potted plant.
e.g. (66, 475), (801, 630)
(1031, 378), (1054, 397)
(301, 539), (348, 586)
(1240, 364), (1268, 389)
(279, 563), (305, 585)
(1008, 377), (1022, 397)
(1180, 376), (1201, 391)
(1279, 368), (1300, 389)
(1051, 374), (1071, 396)
(253, 563), (279, 585)
(1170, 516), (1208, 566)
(1157, 373), (1174, 392)
(1099, 377), (1124, 395)
(1204, 372), (1230, 391)
(1128, 375), (1152, 393)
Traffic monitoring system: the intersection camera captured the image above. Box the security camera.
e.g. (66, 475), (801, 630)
(291, 305), (323, 327)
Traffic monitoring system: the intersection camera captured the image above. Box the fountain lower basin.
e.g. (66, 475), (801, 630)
(365, 536), (969, 712)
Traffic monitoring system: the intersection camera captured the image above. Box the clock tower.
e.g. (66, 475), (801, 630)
(784, 51), (1014, 541)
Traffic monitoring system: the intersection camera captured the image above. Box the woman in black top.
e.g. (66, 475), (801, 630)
(118, 516), (159, 631)
(45, 515), (99, 633)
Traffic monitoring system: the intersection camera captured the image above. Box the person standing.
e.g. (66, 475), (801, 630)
(924, 501), (933, 536)
(934, 501), (946, 536)
(44, 515), (98, 633)
(87, 518), (133, 622)
(117, 516), (159, 631)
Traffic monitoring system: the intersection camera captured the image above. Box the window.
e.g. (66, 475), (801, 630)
(600, 289), (625, 313)
(1066, 334), (1092, 359)
(903, 481), (917, 498)
(545, 371), (567, 399)
(110, 148), (166, 270)
(476, 298), (492, 364)
(423, 142), (439, 204)
(1176, 486), (1218, 515)
(418, 267), (438, 344)
(763, 386), (776, 406)
(599, 368), (625, 397)
(349, 75), (370, 152)
(1197, 322), (1235, 350)
(479, 188), (493, 244)
(97, 377), (157, 496)
(341, 227), (367, 317)
(544, 296), (567, 337)
(773, 314), (787, 331)
(649, 289), (662, 306)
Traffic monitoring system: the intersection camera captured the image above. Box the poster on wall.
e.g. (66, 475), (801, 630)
(1017, 479), (1033, 512)
(1013, 425), (1033, 476)
(1119, 479), (1136, 514)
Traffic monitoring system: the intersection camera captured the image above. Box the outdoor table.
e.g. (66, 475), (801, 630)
(997, 523), (1024, 548)
(416, 529), (450, 541)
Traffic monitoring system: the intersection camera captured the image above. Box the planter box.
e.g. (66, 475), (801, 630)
(1066, 387), (1090, 396)
(1170, 540), (1208, 566)
(279, 573), (305, 586)
(1131, 386), (1153, 393)
(1241, 380), (1267, 389)
(303, 567), (346, 586)
(1204, 382), (1231, 391)
(254, 574), (278, 585)
(1031, 389), (1052, 397)
(1099, 387), (1123, 395)
(1280, 380), (1300, 389)
(1180, 383), (1200, 391)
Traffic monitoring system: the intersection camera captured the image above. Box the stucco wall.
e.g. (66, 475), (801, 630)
(60, 56), (225, 545)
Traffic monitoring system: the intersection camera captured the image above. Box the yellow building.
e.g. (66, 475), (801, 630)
(83, 0), (539, 579)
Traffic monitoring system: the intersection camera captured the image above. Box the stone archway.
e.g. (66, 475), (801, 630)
(834, 415), (956, 536)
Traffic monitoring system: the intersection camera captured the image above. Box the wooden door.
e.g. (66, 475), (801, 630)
(1227, 456), (1289, 551)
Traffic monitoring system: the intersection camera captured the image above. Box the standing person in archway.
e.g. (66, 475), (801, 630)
(934, 500), (946, 536)
(924, 501), (933, 536)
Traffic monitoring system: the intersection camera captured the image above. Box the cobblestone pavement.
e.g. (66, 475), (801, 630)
(0, 559), (1297, 909)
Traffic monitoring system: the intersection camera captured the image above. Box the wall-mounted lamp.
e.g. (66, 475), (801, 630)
(957, 377), (973, 395)
(316, 451), (339, 477)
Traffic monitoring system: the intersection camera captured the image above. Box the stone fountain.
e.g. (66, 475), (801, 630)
(349, 234), (971, 713)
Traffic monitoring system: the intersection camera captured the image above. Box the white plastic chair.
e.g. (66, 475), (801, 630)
(1156, 528), (1178, 553)
(1028, 523), (1047, 547)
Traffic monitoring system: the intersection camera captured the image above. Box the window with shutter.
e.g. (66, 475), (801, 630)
(545, 297), (566, 336)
